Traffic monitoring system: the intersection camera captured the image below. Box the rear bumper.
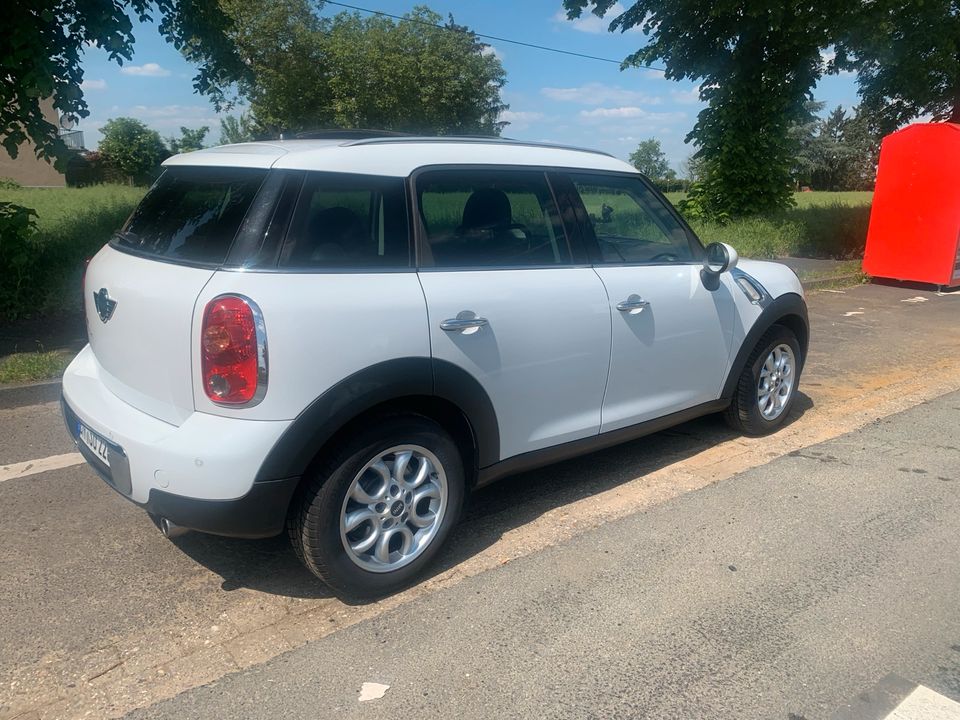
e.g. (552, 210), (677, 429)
(62, 345), (298, 538)
(141, 479), (300, 538)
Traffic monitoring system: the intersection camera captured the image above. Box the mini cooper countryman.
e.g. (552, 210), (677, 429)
(62, 134), (809, 597)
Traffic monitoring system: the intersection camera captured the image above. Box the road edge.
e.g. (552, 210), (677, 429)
(0, 379), (62, 410)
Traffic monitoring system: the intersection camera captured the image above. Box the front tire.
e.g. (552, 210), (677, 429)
(288, 415), (465, 598)
(725, 325), (802, 436)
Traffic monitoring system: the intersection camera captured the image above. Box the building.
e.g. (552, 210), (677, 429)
(0, 99), (85, 187)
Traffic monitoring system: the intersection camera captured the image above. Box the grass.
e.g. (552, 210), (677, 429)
(0, 185), (145, 320)
(0, 349), (74, 384)
(663, 191), (874, 260)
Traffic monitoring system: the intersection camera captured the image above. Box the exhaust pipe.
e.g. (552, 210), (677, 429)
(159, 517), (190, 539)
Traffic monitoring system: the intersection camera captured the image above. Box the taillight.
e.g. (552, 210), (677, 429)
(200, 295), (267, 406)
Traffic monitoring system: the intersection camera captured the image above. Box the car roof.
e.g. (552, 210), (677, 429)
(162, 137), (638, 176)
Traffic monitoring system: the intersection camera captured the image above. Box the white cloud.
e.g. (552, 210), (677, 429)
(120, 62), (171, 77)
(542, 83), (662, 106)
(553, 3), (642, 34)
(481, 44), (505, 61)
(580, 107), (680, 120)
(500, 110), (544, 123)
(499, 110), (545, 131)
(81, 79), (107, 91)
(670, 87), (701, 105)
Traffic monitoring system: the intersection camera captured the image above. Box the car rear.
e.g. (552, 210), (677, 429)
(61, 163), (298, 536)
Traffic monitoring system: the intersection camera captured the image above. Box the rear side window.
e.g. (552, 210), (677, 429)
(417, 169), (570, 268)
(115, 168), (267, 265)
(279, 173), (409, 269)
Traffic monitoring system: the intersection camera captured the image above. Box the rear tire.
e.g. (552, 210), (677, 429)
(725, 325), (802, 436)
(288, 415), (465, 599)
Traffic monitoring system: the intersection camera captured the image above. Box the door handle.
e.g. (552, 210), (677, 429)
(440, 311), (489, 334)
(616, 295), (650, 314)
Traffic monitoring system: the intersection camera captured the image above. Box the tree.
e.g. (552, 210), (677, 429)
(2, 0), (248, 169)
(98, 118), (169, 181)
(221, 2), (507, 136)
(628, 138), (675, 179)
(220, 114), (258, 144)
(790, 104), (880, 190)
(836, 0), (960, 133)
(563, 1), (853, 219)
(168, 126), (209, 154)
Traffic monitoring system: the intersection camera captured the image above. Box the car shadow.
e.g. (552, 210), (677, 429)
(169, 394), (812, 602)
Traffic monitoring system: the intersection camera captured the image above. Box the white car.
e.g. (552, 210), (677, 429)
(62, 135), (808, 597)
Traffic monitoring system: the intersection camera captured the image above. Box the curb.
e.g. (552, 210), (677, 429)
(800, 274), (865, 291)
(0, 379), (62, 411)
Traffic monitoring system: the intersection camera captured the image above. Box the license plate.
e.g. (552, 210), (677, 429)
(77, 422), (110, 467)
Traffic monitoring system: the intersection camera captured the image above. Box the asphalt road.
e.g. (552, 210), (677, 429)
(127, 390), (960, 720)
(1, 280), (960, 719)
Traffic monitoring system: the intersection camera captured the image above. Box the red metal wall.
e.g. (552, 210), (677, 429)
(863, 123), (960, 286)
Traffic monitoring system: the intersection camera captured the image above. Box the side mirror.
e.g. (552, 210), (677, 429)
(701, 242), (738, 290)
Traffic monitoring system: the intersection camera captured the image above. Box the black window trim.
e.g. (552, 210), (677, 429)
(564, 169), (707, 268)
(409, 163), (594, 272)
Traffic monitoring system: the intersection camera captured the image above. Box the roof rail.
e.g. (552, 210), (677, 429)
(344, 135), (615, 158)
(293, 129), (413, 140)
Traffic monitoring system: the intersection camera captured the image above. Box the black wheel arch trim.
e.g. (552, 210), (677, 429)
(721, 292), (809, 401)
(254, 357), (500, 484)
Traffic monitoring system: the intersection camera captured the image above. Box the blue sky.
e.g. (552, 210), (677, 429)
(77, 0), (861, 172)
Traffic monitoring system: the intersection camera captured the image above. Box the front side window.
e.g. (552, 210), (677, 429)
(417, 169), (570, 268)
(280, 173), (409, 269)
(570, 173), (698, 264)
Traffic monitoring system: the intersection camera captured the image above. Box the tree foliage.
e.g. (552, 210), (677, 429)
(791, 105), (879, 191)
(563, 1), (854, 219)
(835, 0), (960, 132)
(219, 114), (258, 145)
(628, 138), (675, 180)
(2, 0), (246, 168)
(168, 126), (209, 154)
(221, 2), (508, 136)
(98, 117), (169, 180)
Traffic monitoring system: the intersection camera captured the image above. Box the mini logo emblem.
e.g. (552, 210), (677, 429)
(390, 501), (404, 517)
(94, 288), (117, 323)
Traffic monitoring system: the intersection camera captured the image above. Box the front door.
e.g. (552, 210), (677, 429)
(566, 172), (736, 433)
(415, 168), (612, 462)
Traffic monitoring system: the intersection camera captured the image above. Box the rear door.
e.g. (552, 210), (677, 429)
(83, 167), (271, 425)
(564, 172), (736, 432)
(415, 168), (611, 462)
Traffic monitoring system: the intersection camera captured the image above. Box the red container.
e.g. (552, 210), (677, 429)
(863, 122), (960, 287)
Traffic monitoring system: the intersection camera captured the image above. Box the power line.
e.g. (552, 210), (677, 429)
(322, 0), (667, 73)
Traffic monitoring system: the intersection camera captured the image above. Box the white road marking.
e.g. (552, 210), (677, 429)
(820, 289), (847, 293)
(886, 685), (960, 720)
(843, 311), (865, 317)
(902, 296), (930, 303)
(0, 453), (84, 483)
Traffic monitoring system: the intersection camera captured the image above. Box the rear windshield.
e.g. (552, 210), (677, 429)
(114, 167), (267, 265)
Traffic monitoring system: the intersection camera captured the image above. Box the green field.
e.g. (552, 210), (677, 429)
(665, 191), (873, 260)
(0, 185), (145, 320)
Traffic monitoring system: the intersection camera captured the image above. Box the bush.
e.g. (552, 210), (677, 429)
(0, 185), (145, 321)
(0, 202), (40, 319)
(0, 177), (22, 190)
(676, 194), (873, 259)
